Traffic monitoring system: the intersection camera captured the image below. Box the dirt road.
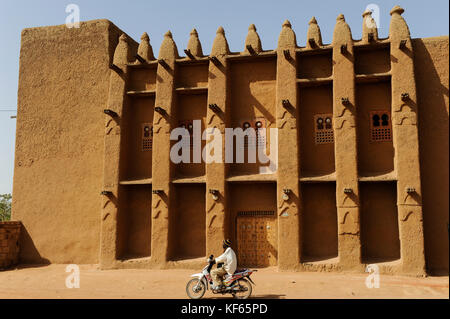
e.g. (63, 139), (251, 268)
(0, 264), (447, 299)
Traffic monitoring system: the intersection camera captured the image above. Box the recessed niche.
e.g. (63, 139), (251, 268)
(229, 59), (277, 176)
(356, 82), (394, 176)
(175, 64), (208, 88)
(299, 84), (335, 177)
(174, 94), (207, 178)
(355, 47), (391, 75)
(170, 184), (206, 260)
(360, 182), (400, 262)
(118, 185), (152, 259)
(121, 96), (154, 181)
(301, 182), (338, 261)
(297, 52), (332, 78)
(128, 67), (157, 92)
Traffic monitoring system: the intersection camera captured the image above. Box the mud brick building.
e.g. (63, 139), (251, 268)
(12, 6), (448, 276)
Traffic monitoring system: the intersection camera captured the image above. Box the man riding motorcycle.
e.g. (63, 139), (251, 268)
(210, 239), (237, 291)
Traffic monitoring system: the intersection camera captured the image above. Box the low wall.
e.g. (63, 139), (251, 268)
(0, 221), (22, 270)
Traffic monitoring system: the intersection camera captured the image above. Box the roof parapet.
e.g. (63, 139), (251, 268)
(277, 20), (297, 49)
(306, 16), (323, 48)
(333, 14), (353, 45)
(211, 26), (230, 56)
(245, 24), (262, 54)
(158, 30), (179, 60)
(137, 32), (155, 62)
(186, 28), (203, 58)
(113, 34), (132, 65)
(389, 5), (411, 41)
(127, 6), (416, 58)
(362, 9), (379, 43)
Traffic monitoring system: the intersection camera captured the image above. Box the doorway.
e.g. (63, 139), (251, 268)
(236, 211), (277, 267)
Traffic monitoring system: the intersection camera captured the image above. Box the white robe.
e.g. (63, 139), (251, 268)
(215, 247), (237, 275)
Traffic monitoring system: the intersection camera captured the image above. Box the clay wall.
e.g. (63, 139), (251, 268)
(11, 8), (448, 275)
(0, 222), (21, 269)
(170, 184), (206, 259)
(12, 20), (134, 264)
(360, 182), (400, 262)
(298, 84), (335, 176)
(122, 96), (154, 181)
(414, 37), (449, 275)
(174, 93), (207, 178)
(356, 82), (394, 176)
(301, 182), (338, 261)
(117, 185), (152, 259)
(229, 59), (277, 176)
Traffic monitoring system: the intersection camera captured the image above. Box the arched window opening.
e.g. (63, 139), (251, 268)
(370, 111), (391, 142)
(381, 113), (389, 126)
(178, 120), (194, 149)
(325, 117), (332, 130)
(372, 114), (380, 127)
(317, 117), (324, 130)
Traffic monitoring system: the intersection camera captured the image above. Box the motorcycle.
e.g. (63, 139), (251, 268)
(185, 255), (257, 299)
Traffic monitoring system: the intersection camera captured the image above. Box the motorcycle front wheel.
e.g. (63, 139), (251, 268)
(186, 278), (206, 299)
(232, 278), (252, 299)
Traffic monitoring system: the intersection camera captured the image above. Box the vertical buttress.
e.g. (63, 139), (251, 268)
(151, 31), (178, 265)
(205, 27), (230, 257)
(332, 15), (362, 271)
(389, 6), (426, 276)
(276, 20), (301, 269)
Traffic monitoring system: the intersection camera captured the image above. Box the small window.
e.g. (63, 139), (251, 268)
(178, 120), (194, 148)
(240, 118), (266, 149)
(370, 111), (391, 142)
(372, 114), (380, 127)
(142, 123), (153, 151)
(316, 117), (324, 130)
(314, 114), (334, 144)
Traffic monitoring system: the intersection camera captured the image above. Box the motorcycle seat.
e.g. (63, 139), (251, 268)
(234, 268), (248, 274)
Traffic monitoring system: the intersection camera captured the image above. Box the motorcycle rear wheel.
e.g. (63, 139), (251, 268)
(186, 278), (206, 299)
(232, 278), (252, 299)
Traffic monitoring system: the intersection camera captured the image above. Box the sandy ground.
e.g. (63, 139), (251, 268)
(0, 264), (448, 299)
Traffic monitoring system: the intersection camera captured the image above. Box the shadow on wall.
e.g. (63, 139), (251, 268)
(18, 226), (50, 266)
(413, 38), (449, 276)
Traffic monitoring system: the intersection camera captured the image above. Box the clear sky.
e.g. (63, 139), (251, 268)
(0, 0), (448, 194)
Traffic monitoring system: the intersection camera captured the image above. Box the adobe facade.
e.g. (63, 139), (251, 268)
(12, 6), (449, 276)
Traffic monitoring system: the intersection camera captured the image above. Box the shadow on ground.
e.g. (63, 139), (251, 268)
(208, 294), (286, 299)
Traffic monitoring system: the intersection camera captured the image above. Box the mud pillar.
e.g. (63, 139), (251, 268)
(332, 15), (362, 271)
(276, 20), (301, 270)
(137, 32), (155, 62)
(205, 27), (230, 257)
(362, 9), (379, 44)
(306, 17), (323, 49)
(100, 34), (132, 269)
(151, 31), (178, 265)
(389, 6), (426, 276)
